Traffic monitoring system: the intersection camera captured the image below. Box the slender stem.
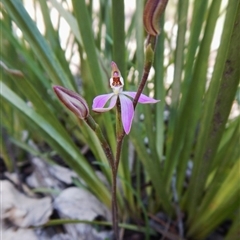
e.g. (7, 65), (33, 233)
(115, 134), (124, 170)
(111, 98), (125, 240)
(115, 99), (125, 170)
(86, 34), (158, 240)
(111, 166), (119, 239)
(110, 35), (158, 239)
(85, 114), (120, 239)
(133, 35), (157, 109)
(113, 134), (124, 240)
(84, 113), (121, 239)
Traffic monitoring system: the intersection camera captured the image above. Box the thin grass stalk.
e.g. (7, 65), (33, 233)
(166, 1), (189, 173)
(2, 0), (74, 90)
(48, 0), (82, 44)
(111, 0), (125, 80)
(142, 104), (159, 160)
(171, 0), (189, 107)
(2, 23), (53, 92)
(71, 0), (105, 93)
(154, 16), (165, 160)
(180, 0), (209, 96)
(44, 218), (156, 235)
(101, 0), (112, 59)
(169, 0), (189, 195)
(136, 0), (145, 79)
(39, 0), (73, 80)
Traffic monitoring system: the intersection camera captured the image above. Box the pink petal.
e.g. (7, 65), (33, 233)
(123, 92), (160, 104)
(119, 94), (134, 134)
(92, 93), (117, 112)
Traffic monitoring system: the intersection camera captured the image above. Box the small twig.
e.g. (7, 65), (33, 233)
(148, 213), (175, 233)
(149, 211), (186, 240)
(0, 61), (24, 77)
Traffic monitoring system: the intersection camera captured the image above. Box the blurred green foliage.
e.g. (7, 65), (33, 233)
(1, 0), (239, 239)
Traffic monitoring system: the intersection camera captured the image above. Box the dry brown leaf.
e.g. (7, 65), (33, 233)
(54, 187), (112, 240)
(3, 227), (38, 240)
(1, 180), (52, 227)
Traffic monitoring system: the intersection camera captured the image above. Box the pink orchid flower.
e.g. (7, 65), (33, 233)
(92, 61), (159, 134)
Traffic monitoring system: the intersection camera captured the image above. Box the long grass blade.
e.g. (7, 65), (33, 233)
(111, 0), (125, 80)
(2, 0), (74, 90)
(186, 1), (240, 220)
(164, 0), (221, 190)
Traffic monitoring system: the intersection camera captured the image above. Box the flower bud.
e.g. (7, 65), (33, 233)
(143, 0), (168, 36)
(53, 85), (89, 119)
